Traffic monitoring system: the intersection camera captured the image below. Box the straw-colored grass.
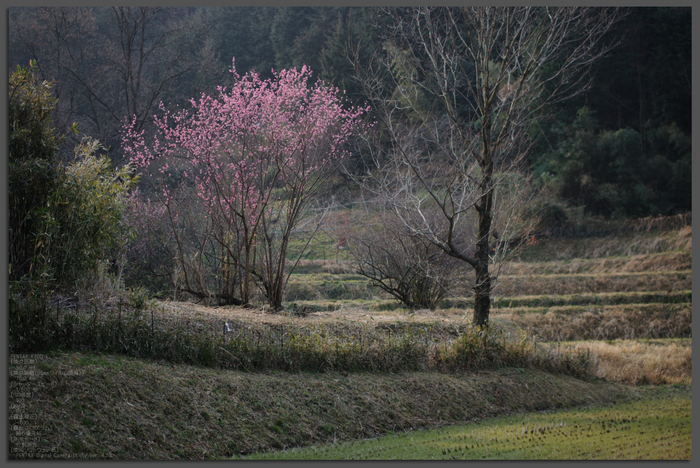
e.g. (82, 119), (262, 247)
(501, 251), (691, 276)
(515, 226), (691, 262)
(492, 304), (691, 341)
(492, 271), (691, 297)
(565, 339), (692, 385)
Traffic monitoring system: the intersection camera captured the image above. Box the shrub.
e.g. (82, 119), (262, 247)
(535, 106), (692, 218)
(350, 209), (459, 310)
(50, 138), (137, 290)
(523, 201), (569, 231)
(8, 62), (65, 287)
(9, 63), (138, 349)
(122, 192), (175, 295)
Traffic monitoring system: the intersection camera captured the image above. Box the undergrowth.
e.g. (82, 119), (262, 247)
(8, 299), (593, 379)
(565, 339), (692, 385)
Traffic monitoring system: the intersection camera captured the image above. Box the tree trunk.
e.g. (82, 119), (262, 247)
(473, 258), (491, 327)
(474, 200), (493, 327)
(241, 230), (253, 305)
(474, 111), (494, 327)
(269, 278), (284, 312)
(268, 235), (289, 312)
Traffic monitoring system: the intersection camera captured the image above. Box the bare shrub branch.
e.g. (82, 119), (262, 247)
(352, 6), (622, 325)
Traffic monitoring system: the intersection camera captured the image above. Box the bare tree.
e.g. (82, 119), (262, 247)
(353, 7), (622, 326)
(9, 7), (98, 158)
(9, 7), (219, 165)
(349, 200), (461, 310)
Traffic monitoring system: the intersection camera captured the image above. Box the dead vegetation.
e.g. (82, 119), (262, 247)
(566, 339), (692, 385)
(514, 226), (691, 262)
(500, 251), (691, 276)
(495, 305), (691, 342)
(493, 271), (691, 297)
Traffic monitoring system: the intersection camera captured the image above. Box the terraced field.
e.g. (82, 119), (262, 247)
(9, 221), (690, 460)
(493, 228), (691, 344)
(288, 226), (690, 309)
(280, 224), (692, 382)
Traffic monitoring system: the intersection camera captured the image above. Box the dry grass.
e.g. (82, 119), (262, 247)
(565, 339), (692, 385)
(501, 251), (691, 276)
(494, 304), (691, 341)
(515, 226), (691, 262)
(157, 300), (467, 329)
(492, 271), (691, 297)
(12, 295), (596, 377)
(492, 291), (691, 309)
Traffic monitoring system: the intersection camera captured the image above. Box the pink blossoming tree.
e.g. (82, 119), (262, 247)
(124, 60), (367, 309)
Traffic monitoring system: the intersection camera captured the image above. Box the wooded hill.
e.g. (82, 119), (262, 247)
(9, 6), (692, 218)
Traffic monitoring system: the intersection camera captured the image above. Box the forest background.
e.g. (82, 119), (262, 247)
(8, 6), (691, 218)
(8, 6), (692, 310)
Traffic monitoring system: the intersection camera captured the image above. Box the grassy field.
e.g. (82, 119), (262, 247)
(8, 221), (692, 459)
(290, 225), (692, 339)
(246, 384), (691, 460)
(8, 350), (632, 460)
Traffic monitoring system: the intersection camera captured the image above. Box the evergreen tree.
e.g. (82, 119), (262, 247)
(212, 7), (276, 80)
(530, 7), (691, 218)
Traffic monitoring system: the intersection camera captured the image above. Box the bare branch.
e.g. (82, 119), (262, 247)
(352, 6), (621, 325)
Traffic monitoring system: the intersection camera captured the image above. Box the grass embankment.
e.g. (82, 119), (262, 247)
(9, 350), (629, 460)
(9, 221), (691, 459)
(246, 384), (691, 460)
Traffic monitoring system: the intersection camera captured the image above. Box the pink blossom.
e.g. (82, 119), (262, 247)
(122, 58), (369, 299)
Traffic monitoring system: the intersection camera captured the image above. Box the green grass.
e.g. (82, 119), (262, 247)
(245, 384), (691, 460)
(285, 278), (372, 301)
(8, 350), (632, 460)
(288, 273), (368, 282)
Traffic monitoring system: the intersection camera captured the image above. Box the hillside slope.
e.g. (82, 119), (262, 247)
(10, 350), (629, 460)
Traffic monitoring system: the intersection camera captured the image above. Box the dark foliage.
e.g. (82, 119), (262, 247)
(8, 62), (66, 283)
(531, 7), (691, 218)
(534, 107), (691, 217)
